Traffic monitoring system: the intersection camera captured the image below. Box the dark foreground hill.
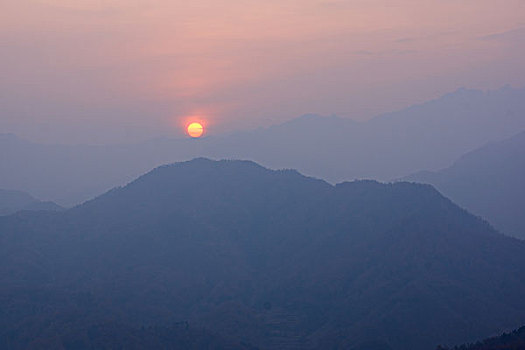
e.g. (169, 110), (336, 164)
(436, 325), (525, 350)
(403, 131), (525, 239)
(1, 159), (525, 349)
(3, 86), (525, 206)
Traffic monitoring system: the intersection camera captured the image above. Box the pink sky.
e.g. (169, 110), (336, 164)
(1, 0), (525, 143)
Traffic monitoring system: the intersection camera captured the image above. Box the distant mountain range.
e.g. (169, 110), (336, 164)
(2, 86), (525, 206)
(2, 158), (525, 349)
(403, 131), (525, 239)
(0, 188), (62, 216)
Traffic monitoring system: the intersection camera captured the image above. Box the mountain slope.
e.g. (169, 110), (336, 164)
(0, 188), (63, 216)
(436, 325), (525, 350)
(2, 86), (525, 206)
(1, 159), (525, 349)
(207, 86), (525, 182)
(403, 130), (525, 238)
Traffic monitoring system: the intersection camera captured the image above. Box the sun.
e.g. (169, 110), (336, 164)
(187, 122), (204, 138)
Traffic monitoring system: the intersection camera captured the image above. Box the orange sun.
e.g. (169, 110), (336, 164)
(187, 122), (204, 138)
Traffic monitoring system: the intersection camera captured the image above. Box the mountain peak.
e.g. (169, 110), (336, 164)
(2, 159), (523, 350)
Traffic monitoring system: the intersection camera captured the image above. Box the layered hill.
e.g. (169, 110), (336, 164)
(1, 159), (525, 349)
(2, 86), (525, 206)
(0, 188), (62, 216)
(403, 131), (525, 239)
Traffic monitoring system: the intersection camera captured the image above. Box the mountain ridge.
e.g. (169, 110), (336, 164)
(0, 188), (63, 216)
(2, 158), (525, 349)
(3, 86), (525, 206)
(402, 130), (525, 238)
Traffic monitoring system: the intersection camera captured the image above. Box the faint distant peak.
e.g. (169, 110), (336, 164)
(478, 27), (525, 41)
(297, 113), (350, 122)
(297, 113), (330, 120)
(0, 133), (19, 140)
(0, 188), (37, 202)
(439, 86), (486, 100)
(272, 114), (358, 132)
(370, 84), (525, 123)
(0, 133), (36, 145)
(444, 85), (525, 99)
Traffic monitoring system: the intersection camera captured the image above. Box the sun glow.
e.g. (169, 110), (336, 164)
(187, 122), (204, 138)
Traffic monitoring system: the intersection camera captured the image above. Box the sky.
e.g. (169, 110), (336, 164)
(1, 0), (525, 144)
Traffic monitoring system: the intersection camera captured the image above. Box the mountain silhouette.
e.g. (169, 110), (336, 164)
(436, 325), (525, 350)
(1, 159), (525, 349)
(403, 130), (525, 239)
(206, 86), (525, 182)
(2, 86), (525, 206)
(0, 188), (63, 216)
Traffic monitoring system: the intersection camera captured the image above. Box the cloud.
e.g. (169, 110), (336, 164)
(478, 27), (525, 41)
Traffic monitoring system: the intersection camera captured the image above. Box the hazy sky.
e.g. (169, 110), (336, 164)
(1, 0), (524, 143)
